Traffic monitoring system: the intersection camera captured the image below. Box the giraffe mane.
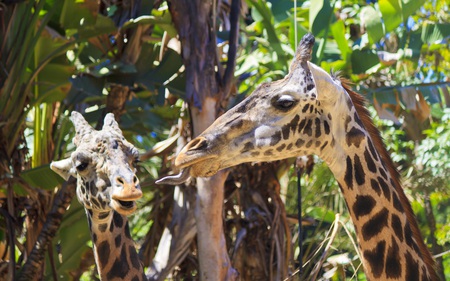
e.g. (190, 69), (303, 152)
(340, 79), (438, 279)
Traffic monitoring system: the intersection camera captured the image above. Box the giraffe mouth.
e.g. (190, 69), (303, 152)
(117, 200), (134, 208)
(111, 199), (137, 215)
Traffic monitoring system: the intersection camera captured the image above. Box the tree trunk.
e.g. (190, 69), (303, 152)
(168, 0), (239, 279)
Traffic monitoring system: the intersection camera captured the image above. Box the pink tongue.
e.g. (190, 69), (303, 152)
(155, 167), (191, 185)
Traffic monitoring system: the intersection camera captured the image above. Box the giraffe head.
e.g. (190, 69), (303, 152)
(164, 33), (347, 181)
(51, 112), (142, 216)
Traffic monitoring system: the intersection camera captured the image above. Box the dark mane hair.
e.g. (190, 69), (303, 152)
(340, 79), (438, 280)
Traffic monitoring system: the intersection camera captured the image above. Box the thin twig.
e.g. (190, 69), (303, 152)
(309, 214), (341, 281)
(434, 249), (450, 259)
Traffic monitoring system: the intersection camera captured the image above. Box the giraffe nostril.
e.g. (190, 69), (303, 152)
(116, 177), (125, 185)
(133, 175), (139, 184)
(187, 137), (208, 151)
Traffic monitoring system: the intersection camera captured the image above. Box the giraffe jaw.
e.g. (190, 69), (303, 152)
(175, 147), (221, 178)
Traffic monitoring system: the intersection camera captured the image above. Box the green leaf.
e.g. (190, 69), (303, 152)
(37, 63), (75, 104)
(309, 0), (333, 36)
(21, 164), (65, 190)
(122, 14), (178, 38)
(267, 0), (294, 23)
(34, 29), (71, 65)
(330, 20), (351, 61)
(247, 0), (287, 65)
(65, 75), (106, 105)
(60, 0), (98, 30)
(400, 0), (426, 20)
(421, 23), (450, 44)
(350, 49), (379, 74)
(379, 0), (403, 32)
(305, 206), (335, 224)
(150, 105), (181, 120)
(137, 48), (183, 89)
(77, 15), (117, 39)
(360, 6), (385, 45)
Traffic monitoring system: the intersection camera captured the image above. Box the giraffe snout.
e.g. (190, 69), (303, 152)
(112, 174), (142, 201)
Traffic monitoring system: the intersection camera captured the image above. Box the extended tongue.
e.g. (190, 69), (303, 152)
(155, 167), (191, 185)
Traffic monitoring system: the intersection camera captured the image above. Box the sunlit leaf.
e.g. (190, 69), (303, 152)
(360, 6), (384, 45)
(379, 0), (402, 32)
(421, 23), (450, 44)
(330, 20), (351, 61)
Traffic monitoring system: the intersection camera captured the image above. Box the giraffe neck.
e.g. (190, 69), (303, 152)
(322, 93), (436, 280)
(86, 209), (146, 281)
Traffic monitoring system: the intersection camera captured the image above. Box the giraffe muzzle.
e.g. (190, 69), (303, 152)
(111, 176), (143, 215)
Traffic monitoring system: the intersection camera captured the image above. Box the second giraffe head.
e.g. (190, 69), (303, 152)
(51, 112), (142, 216)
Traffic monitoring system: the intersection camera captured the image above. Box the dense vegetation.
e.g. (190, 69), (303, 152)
(0, 0), (449, 280)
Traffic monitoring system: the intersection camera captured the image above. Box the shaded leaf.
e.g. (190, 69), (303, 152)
(65, 75), (106, 105)
(400, 0), (426, 20)
(350, 49), (379, 74)
(77, 15), (117, 39)
(60, 0), (98, 30)
(21, 164), (64, 190)
(418, 85), (441, 104)
(37, 63), (75, 103)
(309, 0), (333, 36)
(137, 48), (183, 89)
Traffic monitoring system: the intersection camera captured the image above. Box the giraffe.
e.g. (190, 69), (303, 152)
(51, 112), (146, 281)
(157, 34), (439, 280)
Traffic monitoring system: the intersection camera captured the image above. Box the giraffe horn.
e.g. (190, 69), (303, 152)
(70, 111), (94, 146)
(102, 113), (122, 134)
(296, 33), (315, 62)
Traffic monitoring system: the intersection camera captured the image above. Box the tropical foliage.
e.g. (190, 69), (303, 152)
(0, 0), (448, 280)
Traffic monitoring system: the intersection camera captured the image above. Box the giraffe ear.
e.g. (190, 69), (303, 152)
(71, 111), (94, 146)
(102, 113), (122, 134)
(50, 158), (75, 181)
(307, 61), (343, 102)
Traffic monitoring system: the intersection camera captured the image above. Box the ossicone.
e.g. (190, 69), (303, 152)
(297, 33), (315, 62)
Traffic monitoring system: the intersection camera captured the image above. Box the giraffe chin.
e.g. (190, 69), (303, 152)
(111, 199), (137, 216)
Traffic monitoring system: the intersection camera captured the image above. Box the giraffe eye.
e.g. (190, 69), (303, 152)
(273, 95), (297, 111)
(76, 162), (89, 172)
